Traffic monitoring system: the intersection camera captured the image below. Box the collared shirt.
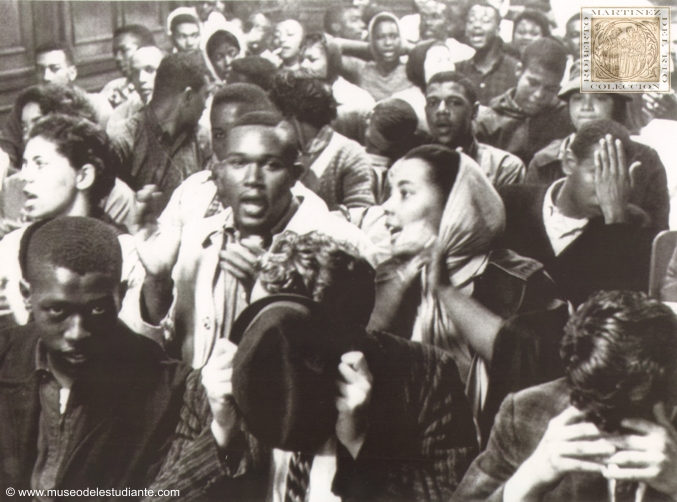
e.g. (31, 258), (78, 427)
(465, 138), (526, 187)
(216, 197), (301, 341)
(109, 107), (211, 211)
(358, 63), (412, 102)
(31, 342), (84, 500)
(268, 437), (341, 502)
(543, 179), (590, 256)
(455, 46), (519, 106)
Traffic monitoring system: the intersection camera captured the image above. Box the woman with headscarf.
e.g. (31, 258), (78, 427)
(367, 145), (568, 448)
(347, 12), (412, 101)
(205, 28), (245, 83)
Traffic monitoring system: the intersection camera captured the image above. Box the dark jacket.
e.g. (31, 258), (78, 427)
(526, 136), (670, 235)
(452, 378), (676, 502)
(499, 184), (653, 307)
(0, 321), (237, 501)
(367, 249), (568, 448)
(474, 88), (575, 165)
(152, 326), (479, 502)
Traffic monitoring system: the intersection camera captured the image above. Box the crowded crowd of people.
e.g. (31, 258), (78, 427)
(1, 0), (677, 500)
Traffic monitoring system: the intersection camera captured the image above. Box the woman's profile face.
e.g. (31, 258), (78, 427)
(382, 158), (447, 252)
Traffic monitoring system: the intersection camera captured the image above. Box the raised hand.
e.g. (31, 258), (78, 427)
(133, 185), (181, 278)
(593, 134), (640, 224)
(219, 235), (266, 292)
(603, 402), (677, 498)
(335, 351), (373, 459)
(202, 338), (240, 448)
(504, 406), (616, 502)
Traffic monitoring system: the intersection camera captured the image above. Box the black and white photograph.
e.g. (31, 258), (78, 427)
(1, 0), (677, 500)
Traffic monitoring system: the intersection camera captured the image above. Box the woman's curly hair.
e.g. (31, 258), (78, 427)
(257, 231), (374, 325)
(561, 290), (677, 432)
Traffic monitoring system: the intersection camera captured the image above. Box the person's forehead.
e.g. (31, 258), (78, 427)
(30, 265), (116, 297)
(278, 20), (303, 34)
(130, 49), (163, 69)
(522, 65), (561, 84)
(516, 18), (540, 31)
(427, 81), (471, 101)
(468, 5), (497, 19)
(228, 125), (286, 152)
(37, 50), (68, 65)
(303, 43), (325, 57)
(375, 19), (398, 33)
(114, 33), (140, 49)
(211, 101), (242, 125)
(175, 22), (199, 34)
(342, 8), (361, 22)
(390, 157), (432, 183)
(422, 1), (446, 15)
(24, 135), (65, 159)
(252, 13), (271, 28)
(214, 39), (239, 52)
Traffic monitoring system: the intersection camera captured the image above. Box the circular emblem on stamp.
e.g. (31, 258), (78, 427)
(592, 18), (660, 81)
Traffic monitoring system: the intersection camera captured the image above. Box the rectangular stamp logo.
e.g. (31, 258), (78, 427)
(581, 7), (671, 92)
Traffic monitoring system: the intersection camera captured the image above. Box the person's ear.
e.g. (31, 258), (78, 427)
(67, 64), (77, 83)
(19, 278), (31, 311)
(75, 163), (96, 192)
(515, 61), (523, 80)
(562, 148), (577, 175)
(182, 86), (195, 106)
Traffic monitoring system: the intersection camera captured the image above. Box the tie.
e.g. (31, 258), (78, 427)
(285, 452), (314, 502)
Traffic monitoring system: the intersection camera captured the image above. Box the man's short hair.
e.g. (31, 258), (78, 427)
(170, 12), (200, 33)
(229, 56), (278, 91)
(406, 40), (438, 91)
(35, 42), (75, 66)
(16, 84), (97, 124)
(427, 70), (478, 105)
(521, 37), (568, 78)
(206, 29), (241, 59)
(567, 12), (581, 28)
(211, 83), (273, 115)
(28, 114), (117, 205)
(151, 51), (208, 103)
(269, 72), (337, 129)
(20, 216), (123, 283)
(569, 119), (632, 161)
(370, 98), (418, 158)
(512, 9), (551, 38)
(402, 145), (460, 200)
(231, 111), (299, 168)
(561, 290), (677, 432)
(113, 24), (156, 47)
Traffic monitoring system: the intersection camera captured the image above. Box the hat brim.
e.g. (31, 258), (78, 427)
(228, 294), (319, 345)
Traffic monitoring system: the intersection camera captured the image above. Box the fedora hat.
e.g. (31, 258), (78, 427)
(231, 294), (355, 452)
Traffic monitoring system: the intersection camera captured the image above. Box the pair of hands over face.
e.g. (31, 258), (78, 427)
(506, 404), (677, 500)
(202, 338), (374, 459)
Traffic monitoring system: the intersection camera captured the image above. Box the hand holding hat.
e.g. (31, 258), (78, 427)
(202, 338), (240, 448)
(336, 351), (373, 459)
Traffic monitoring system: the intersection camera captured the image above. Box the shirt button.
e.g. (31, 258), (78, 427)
(203, 317), (211, 329)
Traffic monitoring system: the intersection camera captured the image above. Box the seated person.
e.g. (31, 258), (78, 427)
(391, 38), (456, 135)
(227, 55), (277, 91)
(298, 32), (375, 143)
(347, 13), (412, 101)
(100, 24), (155, 108)
(1, 43), (112, 168)
(365, 98), (419, 203)
(453, 290), (677, 502)
(108, 51), (211, 211)
(169, 12), (201, 52)
(500, 120), (653, 307)
(0, 114), (154, 340)
(269, 72), (377, 214)
(153, 230), (478, 500)
(505, 8), (550, 57)
(136, 111), (376, 368)
(474, 37), (574, 165)
(527, 66), (669, 236)
(206, 28), (242, 83)
(3, 84), (136, 233)
(324, 5), (366, 40)
(367, 145), (568, 446)
(425, 71), (525, 187)
(273, 18), (305, 71)
(455, 2), (519, 106)
(107, 46), (165, 131)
